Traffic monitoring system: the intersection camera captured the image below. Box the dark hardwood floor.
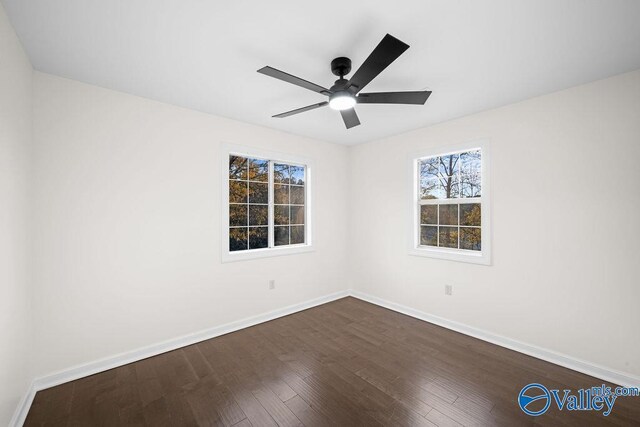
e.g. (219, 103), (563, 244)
(25, 297), (640, 426)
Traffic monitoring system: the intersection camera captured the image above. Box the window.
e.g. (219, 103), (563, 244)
(409, 141), (490, 264)
(223, 145), (312, 262)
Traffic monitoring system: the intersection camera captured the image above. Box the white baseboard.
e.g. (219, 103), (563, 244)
(9, 380), (36, 427)
(350, 289), (640, 388)
(10, 290), (349, 427)
(11, 288), (640, 426)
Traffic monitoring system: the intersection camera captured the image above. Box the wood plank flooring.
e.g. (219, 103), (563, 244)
(25, 297), (640, 426)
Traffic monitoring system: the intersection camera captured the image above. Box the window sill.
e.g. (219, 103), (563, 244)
(408, 246), (490, 265)
(221, 244), (314, 263)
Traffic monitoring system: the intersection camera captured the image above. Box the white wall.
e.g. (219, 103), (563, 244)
(31, 72), (350, 377)
(0, 2), (33, 425)
(349, 70), (640, 378)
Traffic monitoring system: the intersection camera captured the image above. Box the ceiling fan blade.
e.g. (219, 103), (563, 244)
(340, 108), (361, 129)
(272, 101), (328, 118)
(258, 66), (331, 95)
(347, 34), (409, 94)
(357, 91), (432, 105)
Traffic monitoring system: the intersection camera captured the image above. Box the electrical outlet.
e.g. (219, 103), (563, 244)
(445, 284), (453, 296)
(269, 280), (275, 290)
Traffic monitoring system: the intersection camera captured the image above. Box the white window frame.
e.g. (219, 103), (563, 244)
(221, 143), (314, 262)
(408, 139), (491, 265)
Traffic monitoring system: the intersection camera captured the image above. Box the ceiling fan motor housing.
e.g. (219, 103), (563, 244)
(331, 57), (352, 77)
(329, 78), (350, 92)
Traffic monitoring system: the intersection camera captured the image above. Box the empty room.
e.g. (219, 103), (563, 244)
(1, 0), (639, 426)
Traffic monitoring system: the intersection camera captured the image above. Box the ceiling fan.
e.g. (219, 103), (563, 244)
(257, 34), (431, 129)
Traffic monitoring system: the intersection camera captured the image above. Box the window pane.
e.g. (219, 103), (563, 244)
(290, 226), (305, 244)
(274, 205), (289, 225)
(420, 205), (437, 224)
(274, 164), (290, 184)
(290, 206), (304, 225)
(439, 204), (458, 225)
(229, 156), (248, 180)
(249, 205), (268, 226)
(461, 178), (481, 198)
(460, 203), (481, 226)
(290, 166), (305, 185)
(460, 150), (481, 174)
(420, 226), (437, 246)
(248, 158), (268, 182)
(420, 158), (439, 180)
(439, 154), (459, 177)
(229, 227), (248, 251)
(441, 176), (460, 199)
(274, 184), (289, 204)
(420, 178), (442, 200)
(229, 181), (247, 203)
(290, 186), (304, 204)
(275, 226), (289, 246)
(229, 204), (247, 227)
(460, 227), (481, 251)
(249, 227), (268, 249)
(421, 177), (459, 199)
(271, 162), (306, 247)
(439, 226), (458, 248)
(249, 182), (268, 204)
(461, 150), (481, 197)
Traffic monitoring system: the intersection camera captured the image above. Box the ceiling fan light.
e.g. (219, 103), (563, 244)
(329, 92), (356, 110)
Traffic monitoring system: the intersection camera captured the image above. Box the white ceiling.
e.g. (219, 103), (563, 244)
(3, 0), (640, 145)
